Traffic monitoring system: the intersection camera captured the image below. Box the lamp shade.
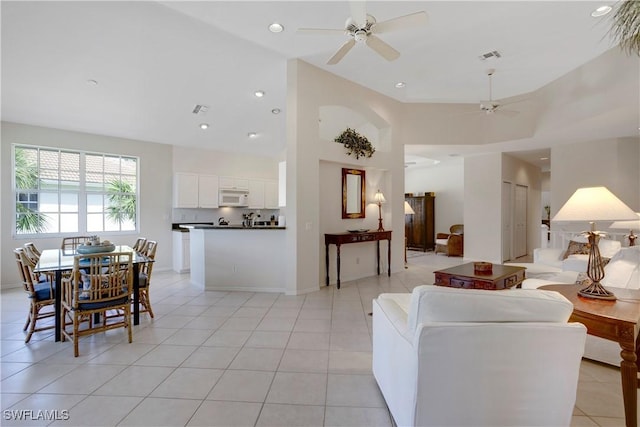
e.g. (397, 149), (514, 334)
(610, 213), (640, 230)
(404, 201), (415, 215)
(552, 186), (638, 222)
(374, 190), (386, 204)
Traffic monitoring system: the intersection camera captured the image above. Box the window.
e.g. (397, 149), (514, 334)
(13, 145), (139, 236)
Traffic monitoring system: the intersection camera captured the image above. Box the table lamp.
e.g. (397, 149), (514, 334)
(552, 186), (638, 300)
(610, 213), (640, 247)
(374, 190), (386, 231)
(404, 201), (415, 267)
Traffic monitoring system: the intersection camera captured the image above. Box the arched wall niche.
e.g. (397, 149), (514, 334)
(318, 105), (391, 153)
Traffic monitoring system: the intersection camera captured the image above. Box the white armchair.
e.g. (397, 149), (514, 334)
(372, 285), (587, 427)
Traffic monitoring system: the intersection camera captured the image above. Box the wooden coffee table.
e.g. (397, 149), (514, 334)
(434, 262), (525, 290)
(541, 284), (640, 427)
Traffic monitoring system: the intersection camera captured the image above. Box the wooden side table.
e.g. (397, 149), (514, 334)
(541, 284), (640, 427)
(434, 263), (526, 290)
(325, 231), (391, 289)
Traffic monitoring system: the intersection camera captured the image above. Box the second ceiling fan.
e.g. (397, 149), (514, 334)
(297, 2), (428, 65)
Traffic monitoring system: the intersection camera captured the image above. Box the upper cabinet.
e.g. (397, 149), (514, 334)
(278, 161), (286, 207)
(219, 176), (249, 191)
(248, 179), (278, 209)
(173, 173), (199, 208)
(198, 175), (219, 208)
(248, 180), (265, 208)
(173, 173), (219, 208)
(265, 180), (279, 209)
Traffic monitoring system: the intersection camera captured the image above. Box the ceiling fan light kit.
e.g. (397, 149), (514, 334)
(297, 2), (428, 65)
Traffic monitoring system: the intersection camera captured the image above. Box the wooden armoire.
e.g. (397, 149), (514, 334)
(405, 193), (435, 251)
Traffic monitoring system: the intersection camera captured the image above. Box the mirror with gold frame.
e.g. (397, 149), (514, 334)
(342, 168), (366, 219)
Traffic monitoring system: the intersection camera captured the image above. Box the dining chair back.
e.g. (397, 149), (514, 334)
(137, 240), (157, 318)
(14, 248), (55, 343)
(132, 237), (147, 253)
(61, 251), (133, 356)
(60, 236), (91, 252)
(23, 242), (41, 262)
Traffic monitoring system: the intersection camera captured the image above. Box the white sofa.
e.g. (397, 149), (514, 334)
(372, 285), (587, 427)
(522, 246), (640, 366)
(508, 237), (622, 280)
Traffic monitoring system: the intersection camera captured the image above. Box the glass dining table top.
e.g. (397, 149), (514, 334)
(34, 245), (150, 272)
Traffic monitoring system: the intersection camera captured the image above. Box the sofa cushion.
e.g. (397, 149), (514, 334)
(407, 285), (573, 331)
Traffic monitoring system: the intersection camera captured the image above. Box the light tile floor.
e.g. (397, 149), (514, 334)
(0, 251), (633, 426)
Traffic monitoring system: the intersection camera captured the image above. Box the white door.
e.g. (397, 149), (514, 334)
(502, 181), (512, 262)
(514, 184), (528, 258)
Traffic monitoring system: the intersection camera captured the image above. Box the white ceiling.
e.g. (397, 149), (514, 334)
(1, 1), (632, 168)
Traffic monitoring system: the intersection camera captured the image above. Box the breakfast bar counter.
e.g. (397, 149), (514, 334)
(184, 226), (286, 293)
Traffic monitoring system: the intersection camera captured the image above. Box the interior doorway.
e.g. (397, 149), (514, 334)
(502, 181), (512, 262)
(514, 184), (528, 259)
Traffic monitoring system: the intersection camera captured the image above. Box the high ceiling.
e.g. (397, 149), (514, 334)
(1, 1), (633, 168)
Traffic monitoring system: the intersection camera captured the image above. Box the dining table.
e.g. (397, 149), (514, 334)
(34, 245), (152, 342)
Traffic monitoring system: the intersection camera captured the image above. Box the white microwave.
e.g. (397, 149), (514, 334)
(219, 191), (249, 207)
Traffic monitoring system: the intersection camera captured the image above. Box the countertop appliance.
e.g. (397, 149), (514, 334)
(219, 190), (249, 207)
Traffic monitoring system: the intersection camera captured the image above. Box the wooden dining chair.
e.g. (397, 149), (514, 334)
(137, 240), (157, 318)
(14, 248), (55, 343)
(60, 236), (91, 252)
(23, 242), (41, 261)
(132, 237), (147, 253)
(61, 251), (133, 356)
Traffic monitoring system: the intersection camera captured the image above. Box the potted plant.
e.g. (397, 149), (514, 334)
(334, 128), (375, 159)
(610, 0), (640, 56)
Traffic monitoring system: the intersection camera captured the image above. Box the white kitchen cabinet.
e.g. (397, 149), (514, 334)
(219, 176), (249, 191)
(248, 179), (265, 208)
(278, 161), (286, 207)
(173, 173), (199, 208)
(198, 174), (219, 208)
(265, 180), (279, 209)
(172, 230), (190, 273)
(173, 173), (219, 208)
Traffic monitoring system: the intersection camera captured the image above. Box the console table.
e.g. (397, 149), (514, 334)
(325, 231), (392, 289)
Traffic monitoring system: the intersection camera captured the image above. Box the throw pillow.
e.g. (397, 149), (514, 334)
(575, 272), (592, 287)
(563, 240), (591, 260)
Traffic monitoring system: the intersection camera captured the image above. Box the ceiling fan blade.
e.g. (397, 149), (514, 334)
(349, 1), (367, 28)
(372, 11), (428, 34)
(365, 35), (400, 61)
(327, 39), (356, 65)
(297, 28), (346, 36)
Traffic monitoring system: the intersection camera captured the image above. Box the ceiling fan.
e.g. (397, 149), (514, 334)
(479, 69), (519, 117)
(297, 2), (428, 65)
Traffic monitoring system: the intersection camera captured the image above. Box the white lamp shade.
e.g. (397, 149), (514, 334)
(374, 190), (386, 204)
(404, 201), (415, 215)
(552, 186), (638, 222)
(610, 213), (640, 230)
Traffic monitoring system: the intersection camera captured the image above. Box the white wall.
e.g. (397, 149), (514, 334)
(1, 122), (173, 288)
(287, 60), (406, 295)
(551, 137), (640, 234)
(464, 153), (503, 264)
(404, 157), (464, 234)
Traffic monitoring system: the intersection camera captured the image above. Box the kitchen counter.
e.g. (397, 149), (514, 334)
(180, 224), (285, 230)
(188, 226), (286, 293)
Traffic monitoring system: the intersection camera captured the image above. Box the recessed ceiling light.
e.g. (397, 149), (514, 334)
(395, 82), (406, 88)
(87, 79), (98, 85)
(199, 123), (209, 130)
(591, 5), (612, 17)
(271, 108), (281, 114)
(268, 23), (284, 33)
(254, 90), (265, 98)
(248, 132), (258, 138)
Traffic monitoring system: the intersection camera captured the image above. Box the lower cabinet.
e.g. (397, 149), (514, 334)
(172, 231), (190, 273)
(405, 193), (435, 251)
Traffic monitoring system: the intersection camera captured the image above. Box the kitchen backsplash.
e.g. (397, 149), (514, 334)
(172, 207), (280, 224)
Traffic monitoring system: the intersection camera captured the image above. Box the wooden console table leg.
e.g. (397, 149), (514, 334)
(325, 244), (329, 286)
(620, 344), (638, 427)
(336, 244), (341, 289)
(376, 241), (380, 275)
(387, 238), (391, 277)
